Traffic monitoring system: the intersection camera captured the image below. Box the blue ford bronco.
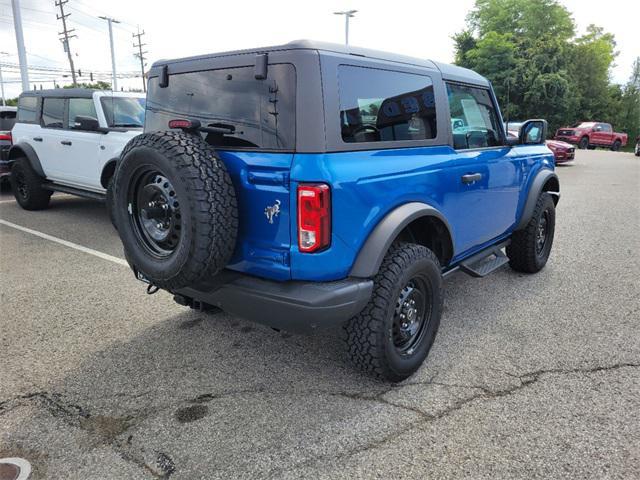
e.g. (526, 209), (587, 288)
(112, 40), (559, 381)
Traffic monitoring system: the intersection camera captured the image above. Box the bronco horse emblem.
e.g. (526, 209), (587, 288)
(264, 199), (281, 224)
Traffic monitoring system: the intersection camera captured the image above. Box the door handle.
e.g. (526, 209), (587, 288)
(461, 173), (482, 184)
(61, 140), (72, 146)
(33, 137), (43, 142)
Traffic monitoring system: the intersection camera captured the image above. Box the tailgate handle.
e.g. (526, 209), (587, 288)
(61, 140), (72, 146)
(248, 171), (288, 186)
(33, 137), (43, 142)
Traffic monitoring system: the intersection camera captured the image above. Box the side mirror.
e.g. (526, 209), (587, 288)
(519, 119), (547, 145)
(74, 115), (100, 131)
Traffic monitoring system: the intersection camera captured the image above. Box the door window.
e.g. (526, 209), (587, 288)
(446, 83), (502, 149)
(338, 65), (437, 143)
(68, 98), (98, 129)
(41, 98), (65, 129)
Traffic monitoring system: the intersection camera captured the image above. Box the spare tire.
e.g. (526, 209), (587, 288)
(112, 131), (238, 290)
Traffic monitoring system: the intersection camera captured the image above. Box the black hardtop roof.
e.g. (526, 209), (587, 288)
(20, 88), (96, 99)
(151, 39), (489, 86)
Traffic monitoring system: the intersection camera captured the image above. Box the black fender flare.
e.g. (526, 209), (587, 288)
(515, 169), (560, 231)
(8, 142), (45, 177)
(100, 158), (119, 188)
(349, 202), (454, 278)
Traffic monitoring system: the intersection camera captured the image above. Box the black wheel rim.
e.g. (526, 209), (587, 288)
(15, 170), (28, 200)
(536, 210), (549, 255)
(392, 276), (431, 356)
(128, 167), (182, 258)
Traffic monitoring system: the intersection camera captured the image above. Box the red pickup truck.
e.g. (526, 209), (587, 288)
(555, 122), (628, 151)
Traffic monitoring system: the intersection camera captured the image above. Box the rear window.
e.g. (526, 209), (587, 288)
(145, 64), (296, 150)
(338, 65), (437, 144)
(17, 96), (39, 123)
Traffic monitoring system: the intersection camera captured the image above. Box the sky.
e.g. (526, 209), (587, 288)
(0, 0), (637, 99)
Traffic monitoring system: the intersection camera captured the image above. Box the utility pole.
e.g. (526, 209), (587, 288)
(0, 52), (9, 106)
(11, 0), (29, 92)
(99, 16), (120, 91)
(55, 0), (77, 86)
(132, 26), (147, 92)
(333, 10), (357, 45)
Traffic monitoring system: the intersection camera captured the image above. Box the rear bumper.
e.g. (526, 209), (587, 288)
(174, 272), (373, 333)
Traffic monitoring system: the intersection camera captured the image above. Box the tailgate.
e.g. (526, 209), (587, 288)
(219, 151), (294, 281)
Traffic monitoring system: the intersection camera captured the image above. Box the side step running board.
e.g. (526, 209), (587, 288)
(42, 183), (106, 201)
(458, 242), (510, 278)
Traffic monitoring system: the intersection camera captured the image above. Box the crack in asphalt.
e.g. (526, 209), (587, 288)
(1, 362), (638, 479)
(266, 361), (640, 478)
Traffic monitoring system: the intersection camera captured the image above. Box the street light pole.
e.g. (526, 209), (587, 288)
(333, 10), (357, 45)
(99, 16), (120, 91)
(11, 0), (29, 92)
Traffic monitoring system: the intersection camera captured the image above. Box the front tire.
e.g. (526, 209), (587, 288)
(578, 137), (589, 149)
(344, 243), (443, 382)
(507, 193), (555, 273)
(9, 157), (52, 210)
(610, 140), (621, 152)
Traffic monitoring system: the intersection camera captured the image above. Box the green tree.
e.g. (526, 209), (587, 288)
(453, 0), (621, 135)
(63, 81), (112, 90)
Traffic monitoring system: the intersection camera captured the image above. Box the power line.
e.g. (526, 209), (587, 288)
(55, 0), (77, 86)
(132, 26), (147, 92)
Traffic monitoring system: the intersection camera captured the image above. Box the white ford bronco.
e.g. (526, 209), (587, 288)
(8, 88), (145, 213)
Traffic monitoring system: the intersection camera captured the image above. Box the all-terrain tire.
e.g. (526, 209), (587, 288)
(344, 243), (443, 382)
(9, 157), (52, 210)
(112, 131), (238, 290)
(610, 140), (621, 152)
(507, 192), (555, 273)
(578, 136), (589, 149)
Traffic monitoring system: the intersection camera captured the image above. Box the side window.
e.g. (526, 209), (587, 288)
(41, 98), (65, 129)
(68, 98), (98, 129)
(338, 65), (437, 144)
(601, 124), (612, 132)
(446, 83), (502, 149)
(16, 96), (39, 124)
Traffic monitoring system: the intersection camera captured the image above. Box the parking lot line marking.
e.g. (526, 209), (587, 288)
(0, 199), (17, 204)
(0, 219), (128, 267)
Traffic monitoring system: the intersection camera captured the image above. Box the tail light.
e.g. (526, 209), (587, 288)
(0, 132), (11, 142)
(297, 183), (331, 253)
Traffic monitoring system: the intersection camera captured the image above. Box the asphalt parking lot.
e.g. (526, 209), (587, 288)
(1, 150), (639, 479)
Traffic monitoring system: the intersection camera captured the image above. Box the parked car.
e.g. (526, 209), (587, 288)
(635, 136), (639, 157)
(545, 139), (575, 163)
(0, 106), (17, 181)
(506, 122), (574, 163)
(7, 89), (145, 213)
(555, 122), (627, 151)
(111, 40), (559, 381)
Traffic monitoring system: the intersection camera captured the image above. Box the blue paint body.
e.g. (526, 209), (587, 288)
(219, 144), (555, 282)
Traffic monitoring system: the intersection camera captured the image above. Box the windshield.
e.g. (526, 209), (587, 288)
(570, 122), (594, 129)
(100, 97), (146, 128)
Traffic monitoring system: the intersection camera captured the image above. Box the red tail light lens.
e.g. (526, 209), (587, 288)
(0, 132), (11, 142)
(297, 183), (331, 253)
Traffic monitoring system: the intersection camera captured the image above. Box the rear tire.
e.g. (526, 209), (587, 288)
(9, 157), (52, 210)
(344, 243), (443, 382)
(578, 137), (589, 149)
(507, 193), (555, 273)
